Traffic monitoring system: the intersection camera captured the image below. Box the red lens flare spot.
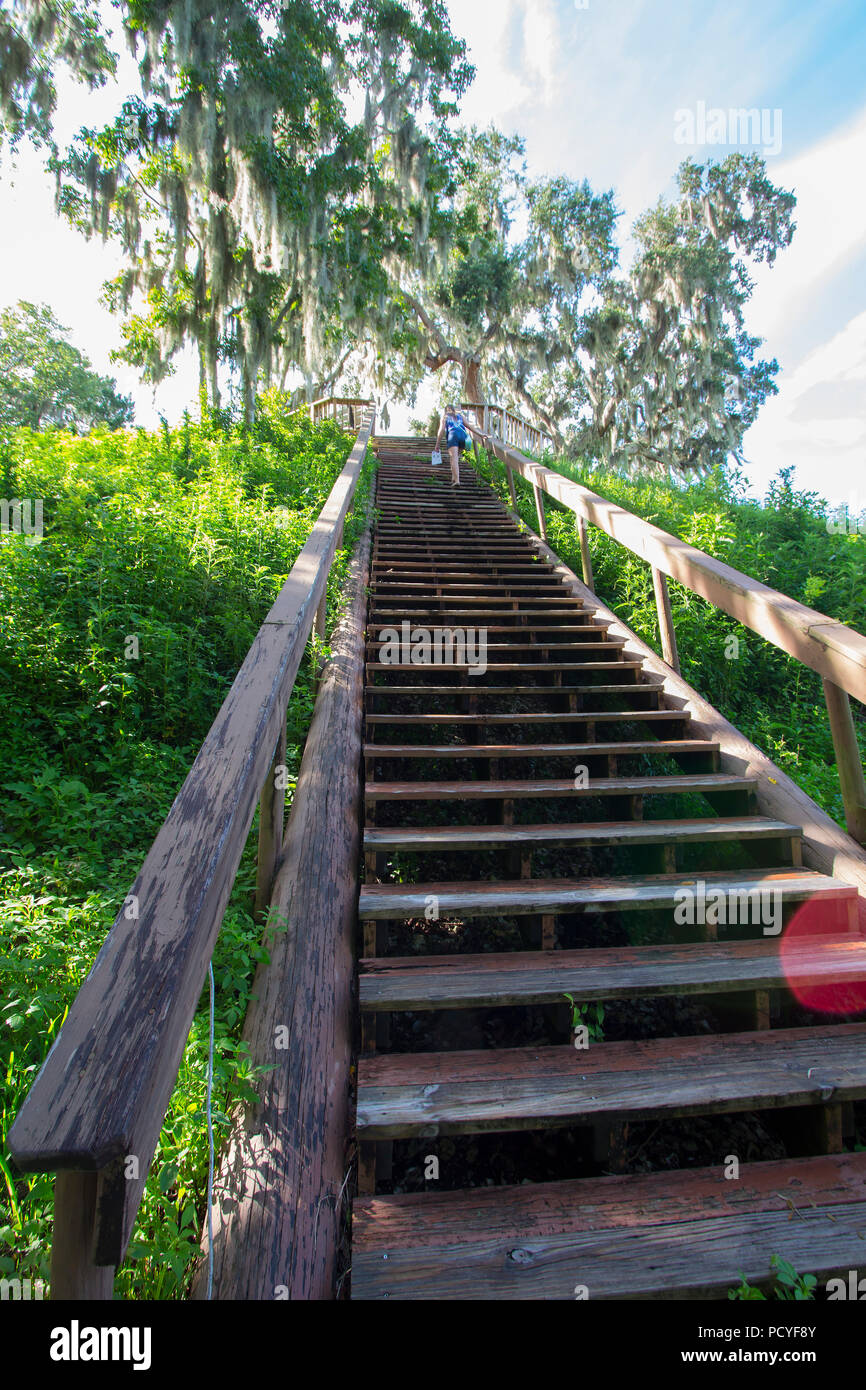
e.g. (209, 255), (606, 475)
(780, 897), (866, 1016)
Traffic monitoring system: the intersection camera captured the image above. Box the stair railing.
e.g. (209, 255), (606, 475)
(464, 421), (866, 847)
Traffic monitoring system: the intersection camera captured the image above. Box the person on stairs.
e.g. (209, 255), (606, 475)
(435, 404), (470, 487)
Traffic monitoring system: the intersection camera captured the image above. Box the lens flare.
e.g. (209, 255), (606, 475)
(779, 898), (866, 1015)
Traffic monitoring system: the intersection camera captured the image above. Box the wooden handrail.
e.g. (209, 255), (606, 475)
(461, 402), (553, 457)
(8, 407), (376, 1296)
(467, 423), (866, 842)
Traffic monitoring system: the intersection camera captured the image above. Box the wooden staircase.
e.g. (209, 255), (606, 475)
(352, 438), (866, 1300)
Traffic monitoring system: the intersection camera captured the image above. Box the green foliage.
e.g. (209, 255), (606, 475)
(476, 448), (866, 829)
(729, 1255), (817, 1301)
(0, 300), (134, 432)
(563, 994), (605, 1042)
(0, 0), (115, 154)
(0, 402), (369, 1298)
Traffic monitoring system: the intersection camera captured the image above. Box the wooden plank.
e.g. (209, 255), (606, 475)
(359, 934), (866, 1011)
(356, 1022), (866, 1138)
(363, 816), (800, 853)
(8, 412), (375, 1271)
(652, 566), (680, 674)
(51, 1172), (115, 1301)
(352, 1198), (866, 1300)
(823, 677), (866, 843)
(364, 772), (755, 800)
(362, 740), (719, 759)
(358, 868), (851, 920)
(364, 709), (677, 725)
(191, 498), (372, 1300)
(364, 684), (660, 698)
(367, 661), (644, 674)
(353, 1151), (866, 1249)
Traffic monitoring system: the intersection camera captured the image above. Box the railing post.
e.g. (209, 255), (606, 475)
(51, 1171), (115, 1300)
(532, 476), (547, 541)
(822, 678), (866, 845)
(315, 586), (328, 639)
(652, 565), (680, 674)
(255, 722), (288, 919)
(577, 515), (594, 592)
(507, 465), (517, 509)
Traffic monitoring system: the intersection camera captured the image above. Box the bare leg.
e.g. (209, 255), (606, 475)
(450, 445), (460, 485)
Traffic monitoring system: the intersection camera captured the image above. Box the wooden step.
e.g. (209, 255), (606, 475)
(363, 740), (718, 760)
(364, 684), (661, 698)
(366, 686), (664, 706)
(365, 643), (627, 657)
(363, 772), (755, 802)
(364, 710), (682, 726)
(366, 624), (607, 636)
(351, 1153), (866, 1299)
(356, 1021), (866, 1138)
(357, 868), (851, 920)
(359, 934), (866, 1011)
(363, 815), (800, 854)
(366, 661), (642, 676)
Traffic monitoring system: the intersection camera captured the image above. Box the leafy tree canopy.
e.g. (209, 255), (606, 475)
(0, 299), (134, 431)
(1, 2), (796, 474)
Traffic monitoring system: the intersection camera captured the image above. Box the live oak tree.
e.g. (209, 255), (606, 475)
(578, 154), (796, 474)
(0, 0), (115, 152)
(46, 0), (472, 419)
(388, 132), (795, 474)
(0, 299), (134, 431)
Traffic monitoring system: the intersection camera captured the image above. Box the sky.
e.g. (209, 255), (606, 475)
(0, 0), (864, 506)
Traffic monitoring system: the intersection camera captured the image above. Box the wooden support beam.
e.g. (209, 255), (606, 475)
(823, 677), (866, 845)
(652, 565), (680, 674)
(51, 1171), (114, 1300)
(254, 724), (287, 920)
(532, 481), (547, 540)
(577, 516), (594, 592)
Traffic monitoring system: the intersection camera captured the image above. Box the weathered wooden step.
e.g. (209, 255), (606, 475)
(351, 1153), (866, 1299)
(366, 661), (642, 676)
(356, 1021), (866, 1138)
(363, 772), (755, 803)
(363, 815), (800, 854)
(366, 642), (626, 656)
(366, 627), (609, 642)
(364, 683), (660, 698)
(357, 868), (850, 920)
(359, 934), (866, 1011)
(364, 710), (681, 726)
(363, 740), (718, 760)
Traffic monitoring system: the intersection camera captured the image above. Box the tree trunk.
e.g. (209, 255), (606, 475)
(462, 357), (482, 406)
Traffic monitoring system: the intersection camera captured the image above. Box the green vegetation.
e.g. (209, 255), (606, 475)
(0, 399), (371, 1297)
(729, 1255), (818, 1300)
(0, 300), (134, 432)
(478, 448), (866, 829)
(563, 994), (605, 1043)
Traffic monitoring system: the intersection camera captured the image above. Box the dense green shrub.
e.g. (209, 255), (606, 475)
(0, 400), (371, 1297)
